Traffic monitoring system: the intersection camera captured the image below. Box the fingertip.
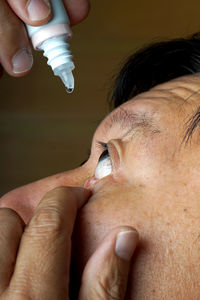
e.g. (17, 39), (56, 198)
(11, 47), (33, 76)
(25, 0), (52, 25)
(40, 186), (92, 209)
(115, 229), (139, 261)
(10, 68), (32, 78)
(78, 226), (138, 299)
(5, 62), (32, 78)
(71, 186), (92, 208)
(63, 0), (91, 26)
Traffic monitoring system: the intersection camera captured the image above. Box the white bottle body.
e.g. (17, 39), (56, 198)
(26, 0), (75, 92)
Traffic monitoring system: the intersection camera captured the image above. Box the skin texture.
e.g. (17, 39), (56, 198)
(0, 186), (138, 299)
(2, 74), (200, 298)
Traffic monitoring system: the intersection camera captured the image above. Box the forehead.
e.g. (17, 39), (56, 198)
(94, 75), (200, 141)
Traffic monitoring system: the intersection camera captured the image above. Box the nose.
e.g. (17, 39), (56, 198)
(0, 166), (88, 223)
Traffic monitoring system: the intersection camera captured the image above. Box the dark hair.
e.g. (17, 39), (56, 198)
(110, 33), (200, 108)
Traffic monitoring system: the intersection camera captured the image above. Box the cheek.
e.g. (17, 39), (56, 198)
(71, 186), (146, 275)
(72, 181), (200, 298)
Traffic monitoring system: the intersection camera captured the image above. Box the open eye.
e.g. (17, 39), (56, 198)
(95, 144), (112, 180)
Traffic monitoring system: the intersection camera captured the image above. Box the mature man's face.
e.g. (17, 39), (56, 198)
(1, 74), (200, 298)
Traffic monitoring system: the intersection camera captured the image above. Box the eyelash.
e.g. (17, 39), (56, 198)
(96, 141), (110, 161)
(80, 142), (109, 167)
(96, 141), (108, 152)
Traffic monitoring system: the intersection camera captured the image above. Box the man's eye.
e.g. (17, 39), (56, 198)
(95, 149), (112, 180)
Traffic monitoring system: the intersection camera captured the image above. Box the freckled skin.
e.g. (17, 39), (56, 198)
(2, 74), (200, 298)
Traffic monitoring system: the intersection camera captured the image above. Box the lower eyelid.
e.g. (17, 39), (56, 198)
(84, 176), (97, 188)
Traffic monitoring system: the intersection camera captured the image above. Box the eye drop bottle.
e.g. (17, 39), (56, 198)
(26, 0), (75, 93)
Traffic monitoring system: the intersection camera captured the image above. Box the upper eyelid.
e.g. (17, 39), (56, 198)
(99, 140), (121, 170)
(79, 142), (109, 167)
(96, 141), (108, 151)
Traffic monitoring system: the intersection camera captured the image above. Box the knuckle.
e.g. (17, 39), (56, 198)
(26, 206), (65, 239)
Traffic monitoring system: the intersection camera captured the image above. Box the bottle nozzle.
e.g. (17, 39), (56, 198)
(54, 63), (75, 93)
(39, 36), (75, 93)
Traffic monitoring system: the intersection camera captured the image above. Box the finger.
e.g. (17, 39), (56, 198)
(0, 0), (33, 76)
(63, 0), (90, 26)
(0, 208), (24, 295)
(7, 0), (52, 26)
(8, 187), (91, 299)
(78, 227), (139, 300)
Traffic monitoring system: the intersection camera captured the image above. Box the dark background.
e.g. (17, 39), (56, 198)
(1, 0), (200, 196)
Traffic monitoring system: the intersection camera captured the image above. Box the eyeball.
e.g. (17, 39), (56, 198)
(95, 150), (112, 180)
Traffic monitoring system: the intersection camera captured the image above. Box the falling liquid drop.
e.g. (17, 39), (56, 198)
(66, 87), (73, 93)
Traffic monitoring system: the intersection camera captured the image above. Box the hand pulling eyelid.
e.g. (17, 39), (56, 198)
(26, 0), (75, 93)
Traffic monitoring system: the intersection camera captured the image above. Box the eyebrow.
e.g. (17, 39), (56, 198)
(104, 107), (160, 134)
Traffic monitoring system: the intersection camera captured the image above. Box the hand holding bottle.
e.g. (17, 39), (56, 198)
(0, 0), (90, 77)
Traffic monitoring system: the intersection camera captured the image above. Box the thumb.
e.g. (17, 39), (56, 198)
(78, 227), (139, 300)
(63, 0), (90, 26)
(7, 0), (52, 26)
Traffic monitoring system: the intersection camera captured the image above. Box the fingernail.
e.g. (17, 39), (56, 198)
(115, 230), (138, 261)
(27, 0), (51, 21)
(12, 48), (33, 74)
